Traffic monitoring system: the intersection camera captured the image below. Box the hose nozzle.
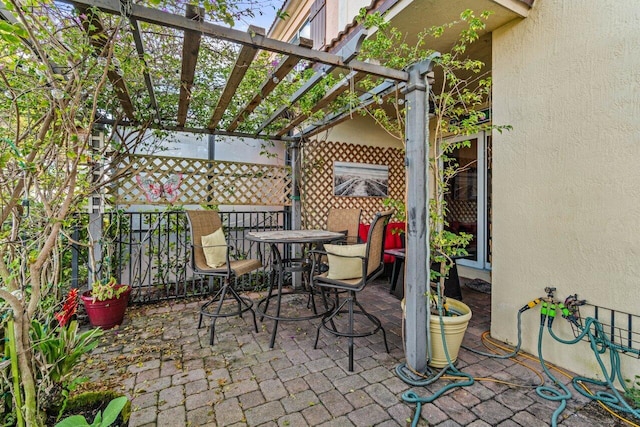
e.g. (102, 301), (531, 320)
(519, 298), (542, 313)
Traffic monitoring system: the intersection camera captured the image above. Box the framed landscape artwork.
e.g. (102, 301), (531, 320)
(333, 161), (389, 197)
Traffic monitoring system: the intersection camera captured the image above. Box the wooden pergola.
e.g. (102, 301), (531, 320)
(52, 0), (434, 374)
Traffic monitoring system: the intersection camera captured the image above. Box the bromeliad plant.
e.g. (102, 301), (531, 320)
(55, 395), (128, 427)
(28, 290), (102, 422)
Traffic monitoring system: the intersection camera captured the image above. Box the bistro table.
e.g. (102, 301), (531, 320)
(246, 229), (346, 348)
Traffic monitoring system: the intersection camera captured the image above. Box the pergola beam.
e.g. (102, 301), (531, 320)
(276, 72), (365, 136)
(299, 79), (399, 138)
(61, 0), (408, 82)
(227, 37), (313, 132)
(95, 117), (299, 142)
(256, 64), (331, 134)
(79, 8), (135, 120)
(130, 18), (160, 123)
(208, 26), (264, 130)
(256, 32), (366, 134)
(177, 5), (203, 127)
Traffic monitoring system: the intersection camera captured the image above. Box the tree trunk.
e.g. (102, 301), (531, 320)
(14, 310), (39, 426)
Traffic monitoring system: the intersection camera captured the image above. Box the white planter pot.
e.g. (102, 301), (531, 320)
(402, 297), (472, 368)
(429, 298), (472, 368)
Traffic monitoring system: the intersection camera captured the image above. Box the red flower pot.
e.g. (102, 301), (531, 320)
(81, 285), (131, 329)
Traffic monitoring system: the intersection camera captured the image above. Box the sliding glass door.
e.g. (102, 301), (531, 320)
(444, 132), (491, 270)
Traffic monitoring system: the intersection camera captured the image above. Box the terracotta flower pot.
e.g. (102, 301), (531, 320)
(81, 285), (131, 329)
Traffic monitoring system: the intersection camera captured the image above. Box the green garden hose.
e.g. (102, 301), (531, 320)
(397, 288), (640, 427)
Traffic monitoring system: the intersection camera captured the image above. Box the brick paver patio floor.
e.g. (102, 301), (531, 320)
(81, 278), (629, 426)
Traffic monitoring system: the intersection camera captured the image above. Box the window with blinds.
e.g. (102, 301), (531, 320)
(309, 0), (326, 49)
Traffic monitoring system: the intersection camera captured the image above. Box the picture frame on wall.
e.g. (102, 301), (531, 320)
(333, 161), (389, 197)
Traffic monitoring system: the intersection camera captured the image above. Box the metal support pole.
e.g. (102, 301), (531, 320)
(88, 213), (102, 285)
(403, 58), (435, 373)
(290, 141), (302, 231)
(290, 141), (303, 287)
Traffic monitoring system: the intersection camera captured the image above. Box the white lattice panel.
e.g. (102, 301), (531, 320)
(301, 140), (405, 228)
(113, 154), (292, 206)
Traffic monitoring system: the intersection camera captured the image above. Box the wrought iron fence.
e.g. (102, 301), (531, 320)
(68, 210), (289, 304)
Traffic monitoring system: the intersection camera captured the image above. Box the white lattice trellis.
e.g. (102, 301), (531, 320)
(301, 140), (405, 228)
(113, 154), (292, 206)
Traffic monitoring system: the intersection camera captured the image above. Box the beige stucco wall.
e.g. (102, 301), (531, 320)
(492, 0), (640, 379)
(320, 114), (404, 149)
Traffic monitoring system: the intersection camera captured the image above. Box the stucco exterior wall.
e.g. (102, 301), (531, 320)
(323, 114), (404, 149)
(492, 0), (640, 379)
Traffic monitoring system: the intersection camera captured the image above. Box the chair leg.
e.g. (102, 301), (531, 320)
(209, 283), (229, 345)
(199, 278), (257, 345)
(315, 296), (349, 349)
(348, 292), (355, 372)
(314, 290), (389, 372)
(353, 296), (389, 354)
(199, 286), (225, 329)
(229, 286), (258, 333)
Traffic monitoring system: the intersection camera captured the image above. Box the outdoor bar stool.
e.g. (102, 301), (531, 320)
(315, 208), (362, 277)
(185, 210), (262, 345)
(311, 210), (393, 371)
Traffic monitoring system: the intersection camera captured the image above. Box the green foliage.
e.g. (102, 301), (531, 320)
(27, 319), (103, 417)
(383, 198), (406, 223)
(31, 320), (102, 387)
(88, 278), (127, 302)
(624, 375), (640, 408)
(355, 9), (511, 297)
(54, 396), (128, 427)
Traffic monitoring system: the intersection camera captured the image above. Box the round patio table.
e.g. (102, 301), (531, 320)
(246, 229), (346, 348)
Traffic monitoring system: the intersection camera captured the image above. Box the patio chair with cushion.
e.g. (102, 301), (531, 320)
(311, 210), (393, 371)
(185, 210), (262, 345)
(326, 208), (362, 244)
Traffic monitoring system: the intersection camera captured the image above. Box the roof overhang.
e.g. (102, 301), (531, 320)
(384, 0), (530, 54)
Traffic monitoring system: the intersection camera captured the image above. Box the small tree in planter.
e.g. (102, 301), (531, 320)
(356, 9), (510, 299)
(353, 9), (512, 366)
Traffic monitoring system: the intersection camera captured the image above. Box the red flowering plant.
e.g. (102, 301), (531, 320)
(30, 289), (103, 413)
(54, 288), (78, 327)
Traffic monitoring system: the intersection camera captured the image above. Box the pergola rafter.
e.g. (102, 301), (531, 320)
(79, 7), (136, 120)
(176, 4), (203, 127)
(301, 79), (400, 138)
(256, 34), (366, 135)
(227, 37), (313, 132)
(130, 17), (160, 123)
(208, 25), (263, 130)
(276, 71), (365, 137)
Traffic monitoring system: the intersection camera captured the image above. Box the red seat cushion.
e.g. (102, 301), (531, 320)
(359, 221), (405, 263)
